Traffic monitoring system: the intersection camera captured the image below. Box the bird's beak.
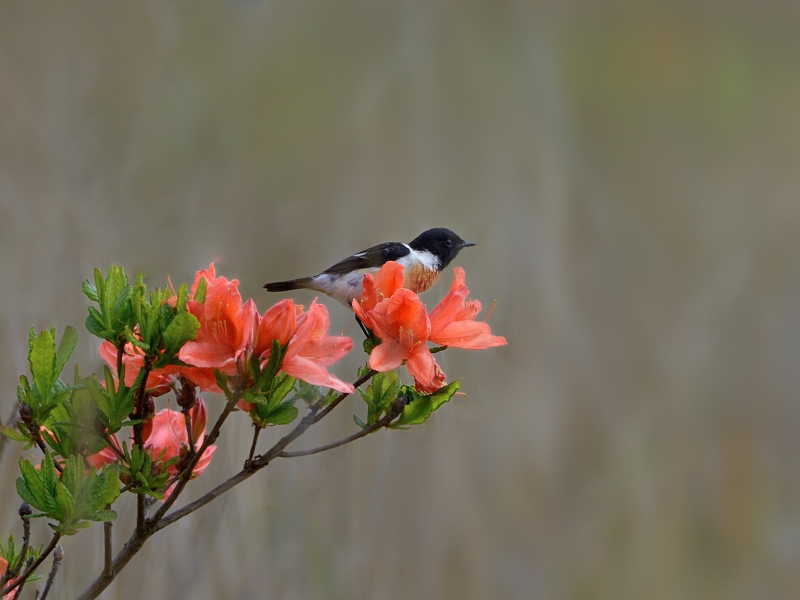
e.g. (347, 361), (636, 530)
(460, 240), (476, 248)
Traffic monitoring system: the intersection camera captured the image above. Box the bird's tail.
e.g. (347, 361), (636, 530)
(263, 277), (314, 293)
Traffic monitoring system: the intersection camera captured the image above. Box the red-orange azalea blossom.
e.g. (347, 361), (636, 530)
(145, 399), (216, 497)
(85, 401), (215, 497)
(353, 264), (506, 391)
(428, 267), (506, 350)
(179, 264), (256, 391)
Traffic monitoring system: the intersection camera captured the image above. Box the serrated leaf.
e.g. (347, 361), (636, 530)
(30, 329), (56, 403)
(390, 381), (460, 428)
(82, 279), (98, 302)
(0, 425), (29, 442)
(54, 481), (75, 522)
(176, 283), (189, 312)
(266, 375), (296, 410)
(162, 311), (200, 356)
(17, 459), (51, 513)
(263, 402), (298, 425)
(85, 307), (106, 338)
(194, 276), (207, 304)
(41, 453), (59, 499)
(54, 326), (78, 378)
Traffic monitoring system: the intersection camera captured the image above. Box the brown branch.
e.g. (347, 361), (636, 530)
(38, 545), (63, 600)
(245, 426), (261, 468)
(103, 505), (113, 578)
(13, 556), (34, 598)
(76, 369), (379, 600)
(0, 532), (61, 598)
(155, 369), (378, 531)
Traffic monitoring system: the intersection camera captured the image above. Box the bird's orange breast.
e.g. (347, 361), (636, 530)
(404, 264), (440, 294)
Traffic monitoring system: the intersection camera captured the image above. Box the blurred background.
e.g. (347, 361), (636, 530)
(1, 1), (800, 598)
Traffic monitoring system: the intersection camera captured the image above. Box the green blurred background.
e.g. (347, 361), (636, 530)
(2, 1), (800, 598)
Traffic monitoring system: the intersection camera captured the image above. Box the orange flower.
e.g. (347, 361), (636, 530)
(99, 341), (174, 396)
(280, 300), (354, 394)
(179, 265), (256, 390)
(428, 268), (507, 349)
(358, 260), (405, 313)
(144, 399), (216, 497)
(252, 298), (297, 357)
(357, 287), (437, 388)
(354, 263), (506, 392)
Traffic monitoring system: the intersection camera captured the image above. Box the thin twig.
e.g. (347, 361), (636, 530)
(76, 369), (379, 600)
(38, 545), (63, 600)
(245, 426), (261, 468)
(279, 393), (407, 458)
(103, 504), (113, 577)
(13, 556), (35, 598)
(155, 369), (378, 531)
(0, 532), (61, 598)
(11, 503), (32, 578)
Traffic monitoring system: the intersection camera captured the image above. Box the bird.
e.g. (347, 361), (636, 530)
(264, 228), (475, 308)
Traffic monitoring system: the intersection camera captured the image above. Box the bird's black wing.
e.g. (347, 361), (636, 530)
(322, 242), (410, 275)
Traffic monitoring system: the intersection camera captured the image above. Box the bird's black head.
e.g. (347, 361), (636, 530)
(408, 228), (475, 268)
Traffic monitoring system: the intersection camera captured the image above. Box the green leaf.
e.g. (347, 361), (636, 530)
(17, 458), (51, 513)
(85, 307), (106, 338)
(0, 425), (29, 442)
(390, 381), (460, 428)
(88, 509), (117, 522)
(82, 279), (98, 302)
(29, 329), (56, 404)
(162, 311), (200, 356)
(194, 276), (207, 304)
(353, 415), (366, 429)
(54, 326), (78, 378)
(265, 401), (299, 425)
(266, 375), (296, 410)
(176, 283), (189, 312)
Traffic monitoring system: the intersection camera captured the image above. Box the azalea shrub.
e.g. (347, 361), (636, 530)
(0, 262), (505, 599)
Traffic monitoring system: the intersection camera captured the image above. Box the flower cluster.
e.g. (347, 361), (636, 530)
(90, 263), (354, 496)
(353, 262), (506, 392)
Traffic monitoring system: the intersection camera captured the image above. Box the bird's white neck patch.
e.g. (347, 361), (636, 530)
(399, 249), (440, 271)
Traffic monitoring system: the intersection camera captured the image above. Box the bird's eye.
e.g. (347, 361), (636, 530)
(445, 240), (453, 248)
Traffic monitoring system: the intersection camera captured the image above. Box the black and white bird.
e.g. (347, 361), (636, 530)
(264, 228), (475, 307)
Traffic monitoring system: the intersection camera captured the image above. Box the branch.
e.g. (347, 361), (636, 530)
(76, 369), (379, 599)
(278, 395), (407, 458)
(148, 390), (239, 524)
(37, 545), (63, 600)
(245, 426), (261, 468)
(0, 532), (61, 598)
(104, 506), (113, 577)
(154, 369), (378, 531)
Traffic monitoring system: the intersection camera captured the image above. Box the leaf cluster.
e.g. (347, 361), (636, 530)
(117, 444), (177, 499)
(16, 454), (119, 536)
(0, 535), (42, 583)
(355, 373), (460, 429)
(83, 265), (199, 368)
(239, 340), (300, 427)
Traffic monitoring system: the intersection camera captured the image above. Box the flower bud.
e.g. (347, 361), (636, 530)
(18, 402), (33, 425)
(176, 379), (196, 410)
(18, 502), (31, 518)
(143, 395), (156, 419)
